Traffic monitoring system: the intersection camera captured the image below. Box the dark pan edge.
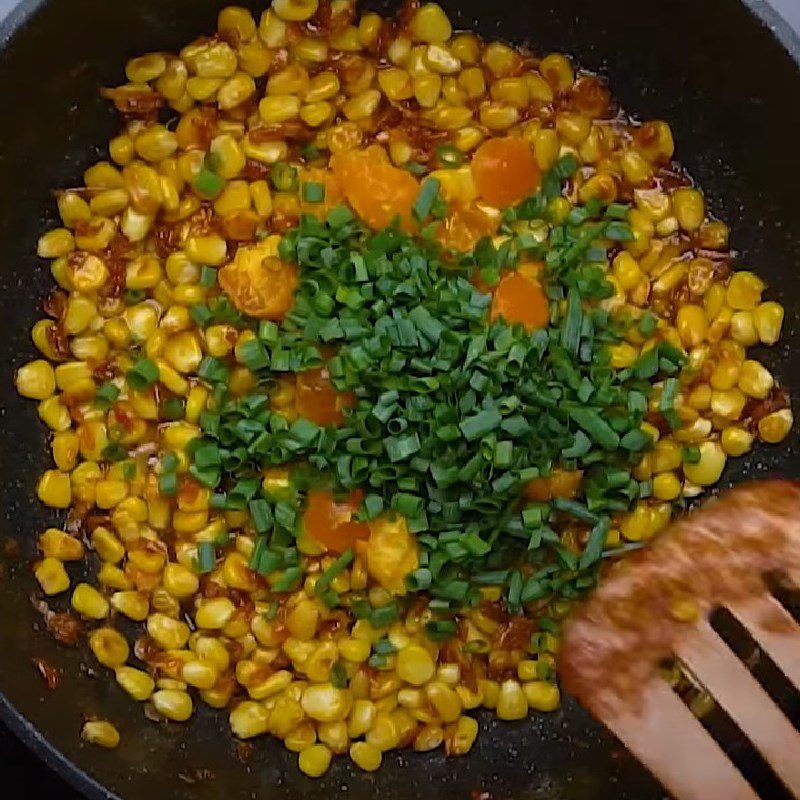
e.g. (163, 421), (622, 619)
(742, 0), (800, 61)
(0, 1), (797, 800)
(0, 691), (115, 800)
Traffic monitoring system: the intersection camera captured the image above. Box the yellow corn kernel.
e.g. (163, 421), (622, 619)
(490, 76), (529, 107)
(16, 359), (56, 400)
(297, 99), (332, 128)
(495, 679), (527, 721)
(652, 472), (682, 501)
(396, 644), (435, 686)
(109, 133), (135, 166)
(180, 660), (218, 691)
(147, 613), (190, 649)
(161, 563), (199, 600)
(533, 128), (560, 171)
(162, 332), (203, 374)
(556, 111), (591, 145)
(720, 426), (754, 457)
(162, 421), (201, 451)
(135, 124), (178, 163)
(335, 637), (370, 664)
(753, 301), (784, 345)
(30, 319), (60, 361)
(37, 228), (75, 259)
(424, 681), (461, 723)
(364, 712), (399, 751)
(726, 271), (764, 310)
(671, 187), (705, 232)
(57, 191), (92, 227)
(37, 470), (72, 508)
(620, 150), (654, 186)
(35, 557), (70, 595)
(539, 53), (574, 92)
(88, 627), (129, 668)
(425, 43), (460, 75)
(349, 740), (382, 772)
(611, 252), (644, 292)
(683, 441), (726, 486)
(301, 684), (352, 722)
(376, 67), (412, 101)
(38, 397), (71, 431)
(125, 52), (166, 82)
(71, 583), (109, 619)
(413, 722), (443, 751)
(523, 681), (561, 712)
(95, 479), (129, 509)
(315, 719), (347, 754)
(758, 409), (793, 444)
(184, 234), (227, 266)
(286, 599), (320, 640)
(115, 666), (154, 701)
(81, 720), (120, 749)
(409, 2), (451, 43)
(152, 689), (193, 722)
(479, 102), (519, 131)
(710, 388), (746, 421)
(259, 94), (301, 124)
(297, 743), (332, 778)
(737, 359), (774, 400)
(413, 73), (442, 108)
(675, 305), (708, 348)
(195, 597), (236, 630)
(214, 180), (251, 217)
(39, 528), (83, 561)
(218, 72), (256, 110)
(110, 590), (149, 621)
(229, 700), (269, 739)
(709, 358), (741, 391)
(729, 310), (759, 346)
(90, 526), (123, 564)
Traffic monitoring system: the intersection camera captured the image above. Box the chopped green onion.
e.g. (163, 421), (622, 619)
(301, 181), (325, 203)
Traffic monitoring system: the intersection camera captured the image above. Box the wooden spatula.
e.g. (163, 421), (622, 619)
(561, 480), (800, 800)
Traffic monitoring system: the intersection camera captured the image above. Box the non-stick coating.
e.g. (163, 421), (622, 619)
(0, 1), (798, 798)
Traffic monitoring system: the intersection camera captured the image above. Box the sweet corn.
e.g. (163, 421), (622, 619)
(758, 409), (793, 444)
(738, 359), (774, 399)
(16, 359), (56, 400)
(753, 301), (784, 345)
(726, 271), (764, 310)
(297, 743), (332, 778)
(671, 188), (705, 231)
(396, 644), (436, 686)
(350, 740), (382, 771)
(683, 441), (726, 486)
(721, 426), (754, 457)
(81, 721), (120, 749)
(89, 627), (130, 668)
(410, 3), (451, 44)
(115, 666), (155, 701)
(147, 613), (190, 649)
(111, 590), (149, 621)
(35, 557), (70, 595)
(524, 681), (561, 712)
(230, 701), (269, 739)
(72, 583), (110, 619)
(495, 680), (527, 721)
(301, 684), (352, 722)
(152, 689), (193, 722)
(37, 470), (72, 508)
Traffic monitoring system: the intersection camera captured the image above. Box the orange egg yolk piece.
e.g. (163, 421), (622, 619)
(471, 137), (541, 208)
(295, 367), (355, 427)
(436, 204), (499, 252)
(218, 241), (298, 321)
(490, 271), (550, 332)
(303, 489), (370, 553)
(330, 146), (420, 231)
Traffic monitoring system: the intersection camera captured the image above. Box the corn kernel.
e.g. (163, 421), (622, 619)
(16, 359), (56, 400)
(81, 720), (120, 749)
(72, 582), (109, 619)
(523, 681), (561, 712)
(671, 188), (705, 232)
(758, 409), (793, 444)
(89, 627), (130, 668)
(726, 271), (764, 311)
(115, 666), (155, 701)
(753, 301), (784, 345)
(37, 470), (72, 508)
(683, 441), (726, 486)
(35, 557), (70, 595)
(152, 689), (193, 722)
(721, 426), (754, 457)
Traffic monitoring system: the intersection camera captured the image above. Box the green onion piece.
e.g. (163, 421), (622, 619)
(413, 177), (441, 221)
(435, 144), (464, 169)
(459, 407), (502, 442)
(160, 397), (184, 421)
(249, 499), (272, 534)
(683, 445), (701, 464)
(158, 471), (179, 497)
(424, 620), (457, 641)
(126, 358), (159, 390)
(195, 541), (216, 574)
(330, 661), (348, 688)
(101, 442), (128, 462)
(579, 517), (611, 569)
(569, 407), (620, 450)
(269, 161), (299, 192)
(272, 566), (303, 592)
(121, 460), (137, 480)
(194, 166), (225, 198)
(123, 289), (144, 304)
(315, 549), (354, 597)
(301, 181), (326, 203)
(199, 266), (218, 288)
(264, 600), (279, 620)
(370, 603), (399, 627)
(373, 638), (397, 656)
(404, 161), (427, 176)
(94, 381), (120, 409)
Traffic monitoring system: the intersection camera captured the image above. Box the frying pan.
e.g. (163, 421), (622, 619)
(0, 0), (799, 797)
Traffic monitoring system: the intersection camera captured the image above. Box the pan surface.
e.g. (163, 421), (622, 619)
(0, 1), (798, 798)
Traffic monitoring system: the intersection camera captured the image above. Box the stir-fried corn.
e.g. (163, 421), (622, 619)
(17, 0), (793, 779)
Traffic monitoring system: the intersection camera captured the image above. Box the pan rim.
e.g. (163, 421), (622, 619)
(0, 1), (797, 799)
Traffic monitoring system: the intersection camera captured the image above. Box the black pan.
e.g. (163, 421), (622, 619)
(0, 1), (799, 798)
